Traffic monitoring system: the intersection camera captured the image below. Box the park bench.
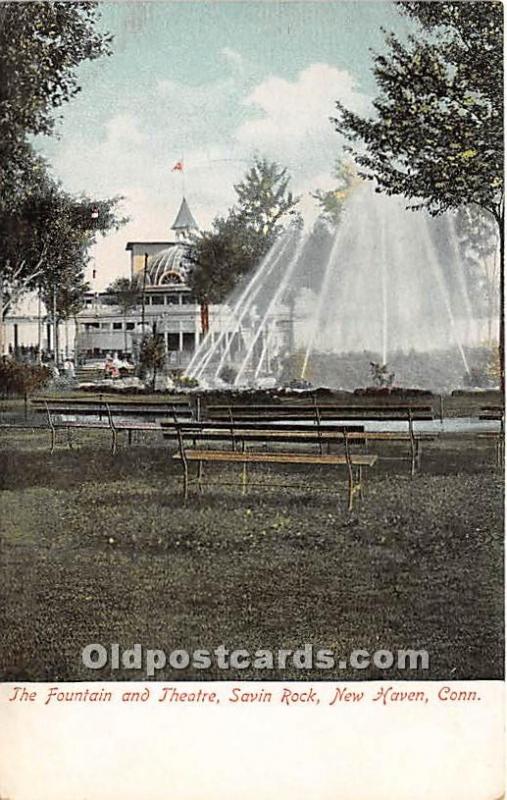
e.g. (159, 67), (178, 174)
(204, 402), (436, 475)
(24, 396), (195, 454)
(477, 405), (504, 466)
(170, 422), (377, 511)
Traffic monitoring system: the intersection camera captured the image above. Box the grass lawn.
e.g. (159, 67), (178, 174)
(0, 426), (503, 681)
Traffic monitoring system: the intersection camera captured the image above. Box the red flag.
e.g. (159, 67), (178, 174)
(171, 160), (184, 172)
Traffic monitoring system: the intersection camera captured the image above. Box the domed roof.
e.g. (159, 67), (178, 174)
(148, 244), (191, 286)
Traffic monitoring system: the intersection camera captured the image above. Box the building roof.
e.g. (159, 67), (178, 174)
(148, 245), (190, 286)
(171, 197), (198, 231)
(125, 241), (172, 251)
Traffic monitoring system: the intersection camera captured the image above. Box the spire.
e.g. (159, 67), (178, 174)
(171, 197), (198, 240)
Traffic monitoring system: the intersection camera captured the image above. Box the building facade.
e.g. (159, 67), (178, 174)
(75, 198), (213, 369)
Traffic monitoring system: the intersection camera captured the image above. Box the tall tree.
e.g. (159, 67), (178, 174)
(332, 1), (504, 382)
(189, 157), (300, 311)
(0, 2), (112, 174)
(0, 0), (116, 357)
(0, 172), (126, 357)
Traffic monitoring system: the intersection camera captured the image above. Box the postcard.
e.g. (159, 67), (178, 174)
(0, 1), (504, 798)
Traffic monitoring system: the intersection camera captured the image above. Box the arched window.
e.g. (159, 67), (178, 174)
(160, 271), (182, 285)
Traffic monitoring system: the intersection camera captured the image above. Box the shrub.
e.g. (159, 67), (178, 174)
(0, 359), (51, 397)
(174, 374), (199, 389)
(219, 365), (237, 385)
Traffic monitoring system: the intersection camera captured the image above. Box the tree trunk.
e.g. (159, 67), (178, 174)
(497, 213), (504, 393)
(0, 287), (5, 357)
(200, 301), (209, 335)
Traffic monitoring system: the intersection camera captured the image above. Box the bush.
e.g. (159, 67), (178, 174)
(0, 359), (51, 397)
(219, 365), (237, 385)
(174, 374), (199, 389)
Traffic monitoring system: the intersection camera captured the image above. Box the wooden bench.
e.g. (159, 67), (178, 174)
(204, 402), (436, 476)
(26, 396), (195, 454)
(477, 406), (504, 466)
(172, 423), (377, 511)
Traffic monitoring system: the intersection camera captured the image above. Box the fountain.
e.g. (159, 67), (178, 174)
(187, 181), (498, 392)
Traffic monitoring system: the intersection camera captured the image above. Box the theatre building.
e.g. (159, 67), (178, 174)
(76, 198), (214, 368)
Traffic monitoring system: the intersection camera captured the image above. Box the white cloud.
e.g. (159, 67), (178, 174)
(237, 63), (366, 160)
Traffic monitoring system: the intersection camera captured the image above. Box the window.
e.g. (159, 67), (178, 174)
(167, 333), (179, 351)
(126, 322), (135, 330)
(181, 294), (194, 305)
(151, 295), (164, 305)
(166, 294), (180, 305)
(85, 322), (100, 330)
(100, 323), (110, 330)
(182, 332), (195, 351)
(144, 296), (150, 305)
(113, 322), (123, 330)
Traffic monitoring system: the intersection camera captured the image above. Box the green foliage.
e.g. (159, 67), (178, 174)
(218, 365), (237, 385)
(0, 1), (121, 329)
(332, 2), (503, 223)
(189, 156), (300, 304)
(0, 171), (127, 321)
(312, 161), (360, 225)
(0, 2), (112, 164)
(454, 205), (499, 318)
(233, 157), (299, 237)
(173, 373), (199, 389)
(139, 333), (166, 389)
(0, 358), (51, 397)
(104, 276), (143, 314)
(369, 362), (395, 388)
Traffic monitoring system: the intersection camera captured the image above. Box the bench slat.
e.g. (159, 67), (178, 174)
(175, 450), (377, 466)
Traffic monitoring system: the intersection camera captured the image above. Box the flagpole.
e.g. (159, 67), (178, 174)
(181, 153), (185, 198)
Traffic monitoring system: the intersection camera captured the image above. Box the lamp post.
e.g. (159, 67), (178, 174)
(141, 252), (149, 333)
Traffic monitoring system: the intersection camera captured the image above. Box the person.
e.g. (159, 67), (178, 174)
(63, 358), (75, 378)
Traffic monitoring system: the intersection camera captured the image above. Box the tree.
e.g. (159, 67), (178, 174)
(139, 332), (166, 391)
(104, 276), (143, 354)
(0, 171), (127, 358)
(0, 2), (112, 179)
(0, 0), (116, 358)
(332, 1), (504, 383)
(189, 157), (300, 311)
(454, 205), (499, 337)
(312, 160), (360, 225)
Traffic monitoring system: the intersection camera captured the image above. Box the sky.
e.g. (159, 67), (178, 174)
(36, 1), (411, 289)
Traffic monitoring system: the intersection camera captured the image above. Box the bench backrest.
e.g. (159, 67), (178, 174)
(479, 406), (505, 430)
(31, 397), (194, 419)
(205, 404), (433, 422)
(169, 421), (376, 465)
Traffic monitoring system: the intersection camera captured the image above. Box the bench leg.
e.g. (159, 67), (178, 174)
(410, 442), (417, 477)
(242, 461), (248, 495)
(347, 466), (364, 512)
(128, 429), (132, 447)
(182, 460), (189, 501)
(49, 427), (56, 455)
(111, 429), (117, 456)
(66, 427), (74, 451)
(197, 460), (204, 494)
(347, 475), (354, 512)
(496, 436), (504, 468)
